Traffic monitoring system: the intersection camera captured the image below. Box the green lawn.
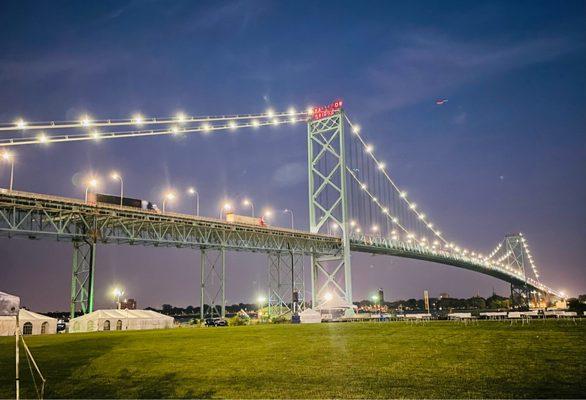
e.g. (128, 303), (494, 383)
(1, 320), (585, 398)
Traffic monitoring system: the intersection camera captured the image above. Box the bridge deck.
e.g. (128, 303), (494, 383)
(0, 190), (554, 295)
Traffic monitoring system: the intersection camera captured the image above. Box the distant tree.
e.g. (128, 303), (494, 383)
(578, 294), (586, 303)
(567, 298), (586, 315)
(161, 304), (173, 314)
(467, 296), (486, 309)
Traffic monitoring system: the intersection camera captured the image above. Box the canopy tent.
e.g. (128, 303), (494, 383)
(315, 294), (357, 320)
(0, 309), (57, 336)
(69, 309), (174, 333)
(299, 308), (322, 323)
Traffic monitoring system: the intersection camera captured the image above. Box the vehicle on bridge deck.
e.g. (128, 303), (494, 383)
(87, 192), (160, 212)
(225, 212), (267, 227)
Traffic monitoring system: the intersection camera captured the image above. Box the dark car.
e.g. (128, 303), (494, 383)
(56, 321), (67, 333)
(204, 318), (228, 327)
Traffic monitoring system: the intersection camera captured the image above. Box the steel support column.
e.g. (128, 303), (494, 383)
(200, 247), (225, 320)
(267, 251), (305, 318)
(70, 239), (96, 318)
(307, 110), (353, 310)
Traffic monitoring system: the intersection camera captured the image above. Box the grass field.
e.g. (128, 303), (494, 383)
(1, 320), (585, 398)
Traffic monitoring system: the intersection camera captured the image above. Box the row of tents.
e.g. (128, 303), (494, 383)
(0, 308), (174, 336)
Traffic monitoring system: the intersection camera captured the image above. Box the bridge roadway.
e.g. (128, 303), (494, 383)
(0, 190), (552, 295)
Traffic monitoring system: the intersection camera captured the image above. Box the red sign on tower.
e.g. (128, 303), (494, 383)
(312, 100), (343, 120)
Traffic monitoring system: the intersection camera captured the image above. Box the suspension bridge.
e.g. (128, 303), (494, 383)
(0, 101), (562, 319)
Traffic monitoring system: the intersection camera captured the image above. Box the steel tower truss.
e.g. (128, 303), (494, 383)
(504, 234), (531, 308)
(200, 248), (226, 319)
(267, 251), (305, 317)
(70, 239), (96, 318)
(307, 110), (353, 308)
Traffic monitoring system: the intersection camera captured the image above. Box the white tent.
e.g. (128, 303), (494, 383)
(0, 309), (57, 336)
(315, 294), (357, 320)
(69, 309), (174, 333)
(299, 308), (322, 323)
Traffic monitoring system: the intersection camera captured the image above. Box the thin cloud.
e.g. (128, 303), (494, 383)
(365, 32), (581, 113)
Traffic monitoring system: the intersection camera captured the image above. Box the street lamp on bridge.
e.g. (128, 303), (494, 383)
(219, 202), (232, 219)
(84, 177), (99, 202)
(162, 191), (176, 213)
(283, 209), (294, 229)
(242, 198), (255, 217)
(110, 172), (124, 206)
(187, 187), (199, 216)
(1, 151), (15, 191)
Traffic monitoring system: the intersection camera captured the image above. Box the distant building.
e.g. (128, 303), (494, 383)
(439, 293), (450, 299)
(377, 288), (384, 304)
(120, 298), (137, 310)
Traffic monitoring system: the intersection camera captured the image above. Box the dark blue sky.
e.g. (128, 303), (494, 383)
(1, 1), (584, 311)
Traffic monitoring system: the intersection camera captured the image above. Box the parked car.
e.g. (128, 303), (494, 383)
(204, 318), (228, 327)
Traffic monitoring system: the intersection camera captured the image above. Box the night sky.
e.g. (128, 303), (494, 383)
(0, 1), (584, 312)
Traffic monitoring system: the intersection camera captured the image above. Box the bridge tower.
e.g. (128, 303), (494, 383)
(504, 234), (531, 309)
(200, 247), (226, 320)
(267, 250), (305, 317)
(70, 239), (96, 318)
(307, 106), (353, 310)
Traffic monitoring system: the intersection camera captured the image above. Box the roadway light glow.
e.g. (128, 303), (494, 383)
(287, 107), (296, 115)
(15, 119), (27, 129)
(365, 144), (374, 153)
(409, 203), (417, 210)
(324, 292), (333, 301)
(80, 115), (92, 127)
(171, 125), (180, 134)
(110, 172), (120, 180)
(306, 106), (314, 115)
(378, 162), (386, 170)
(1, 152), (12, 161)
(355, 228), (361, 233)
(91, 130), (100, 140)
(223, 202), (232, 211)
(350, 220), (356, 227)
(263, 209), (273, 218)
(400, 191), (407, 198)
(87, 178), (98, 188)
(176, 112), (186, 123)
(202, 123), (211, 132)
(360, 183), (367, 190)
(228, 120), (237, 130)
(252, 119), (260, 128)
(392, 217), (398, 223)
(371, 225), (379, 232)
(383, 208), (389, 214)
(257, 296), (266, 303)
(418, 213), (426, 220)
(132, 114), (144, 125)
(165, 192), (176, 200)
(267, 108), (275, 118)
(37, 133), (49, 144)
(188, 187), (196, 195)
(352, 125), (361, 134)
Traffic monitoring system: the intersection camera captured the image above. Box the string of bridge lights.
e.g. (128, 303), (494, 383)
(0, 108), (310, 147)
(344, 114), (449, 245)
(0, 105), (555, 294)
(341, 113), (553, 284)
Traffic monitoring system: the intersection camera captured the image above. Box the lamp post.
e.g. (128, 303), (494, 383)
(85, 178), (98, 202)
(283, 209), (294, 229)
(187, 187), (199, 216)
(257, 295), (266, 320)
(1, 151), (14, 191)
(113, 288), (124, 310)
(162, 192), (175, 213)
(219, 202), (232, 219)
(242, 198), (255, 217)
(110, 172), (124, 206)
(263, 209), (273, 224)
